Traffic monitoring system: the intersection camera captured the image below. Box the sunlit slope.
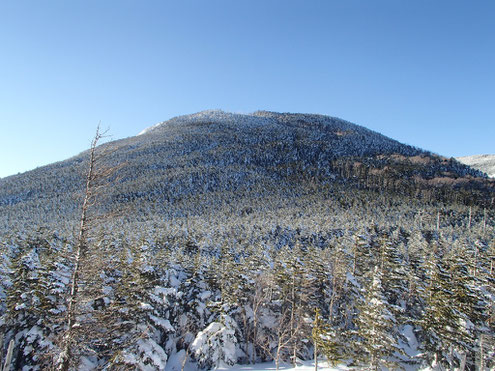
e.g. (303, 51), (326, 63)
(457, 154), (495, 178)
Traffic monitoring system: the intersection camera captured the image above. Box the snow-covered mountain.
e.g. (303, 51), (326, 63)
(0, 110), (492, 233)
(456, 154), (495, 178)
(1, 110), (494, 370)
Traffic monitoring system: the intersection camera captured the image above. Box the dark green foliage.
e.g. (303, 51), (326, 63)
(1, 235), (70, 369)
(312, 308), (344, 366)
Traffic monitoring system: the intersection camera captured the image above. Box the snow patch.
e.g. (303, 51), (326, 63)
(150, 314), (175, 332)
(138, 122), (165, 136)
(456, 154), (495, 178)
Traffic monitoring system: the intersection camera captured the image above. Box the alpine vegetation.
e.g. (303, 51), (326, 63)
(0, 110), (494, 370)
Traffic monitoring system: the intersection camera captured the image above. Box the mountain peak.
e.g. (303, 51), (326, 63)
(137, 110), (375, 139)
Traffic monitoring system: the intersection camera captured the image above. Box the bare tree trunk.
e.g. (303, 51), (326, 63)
(483, 208), (487, 236)
(352, 242), (357, 276)
(479, 334), (484, 370)
(474, 243), (479, 277)
(0, 336), (3, 368)
(180, 347), (189, 371)
(459, 352), (466, 371)
(58, 126), (103, 371)
(328, 274), (336, 321)
(468, 206), (472, 230)
(251, 275), (266, 364)
(380, 238), (385, 273)
(275, 348), (280, 371)
(290, 269), (297, 367)
(314, 344), (317, 371)
(2, 340), (14, 371)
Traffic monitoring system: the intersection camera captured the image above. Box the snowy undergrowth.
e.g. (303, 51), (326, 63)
(218, 360), (348, 371)
(216, 359), (434, 371)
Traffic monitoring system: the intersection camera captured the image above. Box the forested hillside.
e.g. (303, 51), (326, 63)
(0, 111), (494, 370)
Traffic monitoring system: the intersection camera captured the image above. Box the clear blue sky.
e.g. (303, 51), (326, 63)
(1, 0), (494, 178)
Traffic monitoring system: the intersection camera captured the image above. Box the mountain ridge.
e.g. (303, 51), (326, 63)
(457, 154), (495, 178)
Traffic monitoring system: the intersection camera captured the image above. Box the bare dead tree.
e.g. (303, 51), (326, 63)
(2, 339), (14, 371)
(259, 307), (303, 371)
(240, 271), (272, 364)
(251, 273), (271, 363)
(57, 125), (107, 371)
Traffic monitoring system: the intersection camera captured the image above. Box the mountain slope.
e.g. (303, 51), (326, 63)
(0, 110), (492, 233)
(456, 154), (495, 178)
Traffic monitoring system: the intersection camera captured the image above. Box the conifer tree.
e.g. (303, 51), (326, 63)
(376, 233), (408, 319)
(190, 313), (239, 369)
(418, 242), (466, 368)
(312, 308), (343, 368)
(104, 241), (170, 370)
(354, 266), (401, 370)
(444, 239), (490, 368)
(3, 236), (70, 369)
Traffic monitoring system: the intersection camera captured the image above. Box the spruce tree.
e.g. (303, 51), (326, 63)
(354, 266), (401, 370)
(418, 241), (465, 368)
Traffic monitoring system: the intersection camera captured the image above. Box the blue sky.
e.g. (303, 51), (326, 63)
(1, 0), (494, 178)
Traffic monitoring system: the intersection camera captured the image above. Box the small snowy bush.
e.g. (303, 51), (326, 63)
(191, 315), (239, 368)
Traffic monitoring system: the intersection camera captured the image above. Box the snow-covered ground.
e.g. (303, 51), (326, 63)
(138, 121), (165, 135)
(164, 350), (349, 371)
(218, 361), (348, 371)
(164, 356), (430, 371)
(218, 360), (431, 371)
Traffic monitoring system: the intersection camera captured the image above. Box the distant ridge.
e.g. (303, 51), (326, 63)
(456, 154), (495, 178)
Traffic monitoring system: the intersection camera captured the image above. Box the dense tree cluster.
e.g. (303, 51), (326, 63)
(1, 183), (493, 369)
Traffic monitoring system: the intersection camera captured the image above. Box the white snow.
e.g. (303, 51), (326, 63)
(456, 154), (495, 178)
(191, 317), (238, 368)
(78, 356), (99, 371)
(143, 338), (168, 368)
(217, 359), (435, 371)
(165, 349), (198, 371)
(200, 290), (212, 300)
(137, 110), (276, 137)
(140, 302), (153, 310)
(165, 350), (186, 371)
(150, 314), (175, 332)
(399, 324), (420, 359)
(217, 360), (348, 371)
(138, 122), (165, 136)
